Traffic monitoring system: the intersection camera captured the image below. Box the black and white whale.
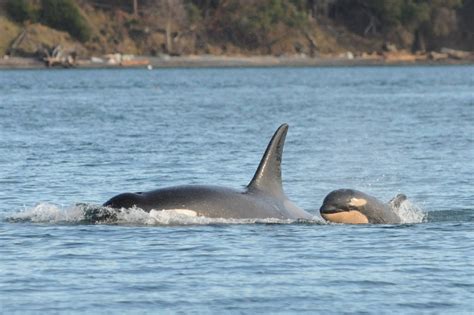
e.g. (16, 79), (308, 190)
(319, 189), (407, 224)
(94, 124), (314, 222)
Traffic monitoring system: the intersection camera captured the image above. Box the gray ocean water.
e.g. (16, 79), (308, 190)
(0, 66), (473, 313)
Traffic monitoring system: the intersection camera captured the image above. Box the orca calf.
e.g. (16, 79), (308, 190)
(97, 124), (314, 222)
(319, 189), (406, 224)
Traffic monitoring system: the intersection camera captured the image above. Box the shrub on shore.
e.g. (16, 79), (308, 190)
(5, 0), (37, 23)
(5, 0), (92, 42)
(40, 0), (91, 42)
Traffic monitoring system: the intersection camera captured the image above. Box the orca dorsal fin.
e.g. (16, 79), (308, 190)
(389, 194), (407, 209)
(247, 124), (288, 196)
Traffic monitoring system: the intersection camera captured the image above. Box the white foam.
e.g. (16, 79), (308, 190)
(393, 200), (426, 224)
(146, 209), (313, 225)
(6, 203), (85, 223)
(5, 203), (324, 226)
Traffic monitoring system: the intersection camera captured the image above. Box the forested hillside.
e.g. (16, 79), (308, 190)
(1, 0), (473, 58)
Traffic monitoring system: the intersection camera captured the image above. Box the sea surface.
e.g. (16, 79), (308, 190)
(0, 66), (473, 313)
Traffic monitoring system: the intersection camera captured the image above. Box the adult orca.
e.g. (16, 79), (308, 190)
(319, 189), (406, 224)
(98, 124), (314, 221)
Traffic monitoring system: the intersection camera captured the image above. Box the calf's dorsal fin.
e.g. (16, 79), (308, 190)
(247, 123), (288, 197)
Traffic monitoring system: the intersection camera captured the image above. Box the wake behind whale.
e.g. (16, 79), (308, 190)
(4, 203), (324, 225)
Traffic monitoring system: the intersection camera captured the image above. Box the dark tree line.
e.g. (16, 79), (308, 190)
(87, 0), (472, 49)
(3, 0), (473, 51)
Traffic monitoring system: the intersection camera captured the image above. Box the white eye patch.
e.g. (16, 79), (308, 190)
(349, 198), (367, 207)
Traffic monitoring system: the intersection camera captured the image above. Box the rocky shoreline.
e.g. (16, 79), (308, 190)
(1, 52), (473, 70)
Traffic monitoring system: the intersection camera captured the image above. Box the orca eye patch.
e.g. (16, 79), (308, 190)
(348, 198), (367, 207)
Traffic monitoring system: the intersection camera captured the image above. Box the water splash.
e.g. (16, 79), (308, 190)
(394, 199), (426, 224)
(5, 203), (324, 226)
(5, 203), (85, 223)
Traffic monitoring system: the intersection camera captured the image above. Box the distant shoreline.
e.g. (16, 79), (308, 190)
(0, 54), (473, 70)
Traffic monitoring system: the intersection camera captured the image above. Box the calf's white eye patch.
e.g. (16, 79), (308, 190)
(349, 198), (367, 207)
